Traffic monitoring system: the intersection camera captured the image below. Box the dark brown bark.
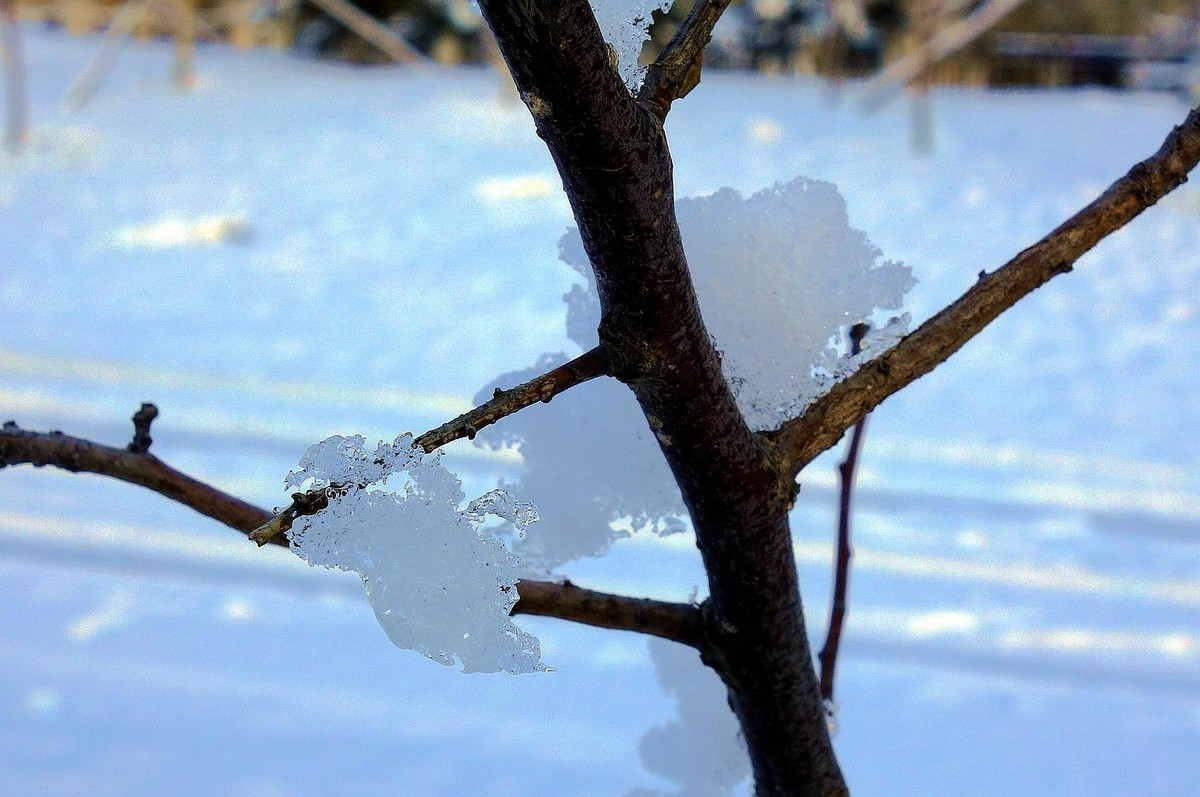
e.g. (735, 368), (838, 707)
(770, 104), (1200, 477)
(478, 3), (845, 794)
(0, 419), (700, 646)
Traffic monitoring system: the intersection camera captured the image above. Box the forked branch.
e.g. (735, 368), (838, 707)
(251, 345), (611, 544)
(770, 104), (1200, 476)
(639, 0), (734, 117)
(0, 409), (700, 647)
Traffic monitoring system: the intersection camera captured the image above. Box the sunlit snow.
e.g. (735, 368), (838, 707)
(285, 434), (544, 674)
(478, 177), (913, 572)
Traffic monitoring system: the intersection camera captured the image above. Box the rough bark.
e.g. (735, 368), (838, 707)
(478, 3), (845, 794)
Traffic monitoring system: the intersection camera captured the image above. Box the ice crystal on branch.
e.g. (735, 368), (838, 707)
(285, 435), (544, 674)
(589, 0), (674, 90)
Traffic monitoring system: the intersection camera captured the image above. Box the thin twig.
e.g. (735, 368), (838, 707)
(769, 103), (1200, 477)
(2, 419), (272, 535)
(638, 0), (733, 117)
(249, 346), (611, 545)
(0, 411), (701, 646)
(818, 323), (869, 706)
(416, 346), (610, 451)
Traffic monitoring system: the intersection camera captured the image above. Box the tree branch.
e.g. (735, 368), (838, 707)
(0, 413), (699, 647)
(770, 103), (1200, 477)
(513, 579), (700, 646)
(2, 420), (272, 536)
(818, 324), (868, 708)
(639, 0), (734, 117)
(250, 346), (611, 545)
(416, 346), (609, 451)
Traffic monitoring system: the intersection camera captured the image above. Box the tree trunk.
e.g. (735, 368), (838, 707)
(477, 3), (846, 794)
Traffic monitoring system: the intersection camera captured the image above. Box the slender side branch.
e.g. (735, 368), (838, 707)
(639, 0), (733, 117)
(770, 104), (1200, 477)
(250, 346), (611, 544)
(1, 419), (272, 537)
(416, 346), (610, 451)
(0, 413), (699, 646)
(514, 579), (700, 646)
(818, 324), (868, 708)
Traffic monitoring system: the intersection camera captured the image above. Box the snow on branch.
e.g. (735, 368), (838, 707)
(283, 434), (546, 674)
(640, 0), (734, 115)
(769, 104), (1200, 477)
(251, 346), (610, 546)
(484, 179), (911, 572)
(0, 414), (701, 648)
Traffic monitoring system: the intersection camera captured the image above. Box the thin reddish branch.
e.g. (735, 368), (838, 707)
(639, 0), (734, 117)
(251, 346), (611, 545)
(818, 324), (869, 706)
(0, 413), (700, 646)
(770, 104), (1200, 477)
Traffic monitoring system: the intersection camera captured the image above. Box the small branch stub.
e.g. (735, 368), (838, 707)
(127, 403), (159, 454)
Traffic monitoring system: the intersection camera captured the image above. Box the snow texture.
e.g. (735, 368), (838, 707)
(589, 0), (674, 90)
(628, 639), (751, 797)
(285, 434), (544, 674)
(477, 178), (911, 571)
(476, 357), (688, 573)
(565, 177), (915, 431)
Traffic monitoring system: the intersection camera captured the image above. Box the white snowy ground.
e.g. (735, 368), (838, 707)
(2, 28), (1200, 797)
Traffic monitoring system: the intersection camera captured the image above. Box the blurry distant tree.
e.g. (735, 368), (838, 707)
(0, 0), (28, 152)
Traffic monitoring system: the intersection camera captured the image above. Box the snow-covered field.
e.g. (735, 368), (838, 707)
(2, 28), (1199, 796)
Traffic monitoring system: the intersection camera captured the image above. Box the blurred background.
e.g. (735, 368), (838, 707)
(2, 2), (1199, 796)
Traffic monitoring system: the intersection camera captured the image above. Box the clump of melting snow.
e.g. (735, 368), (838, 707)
(477, 177), (912, 571)
(589, 0), (673, 90)
(475, 356), (688, 573)
(285, 433), (544, 674)
(564, 177), (915, 430)
(628, 639), (750, 797)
